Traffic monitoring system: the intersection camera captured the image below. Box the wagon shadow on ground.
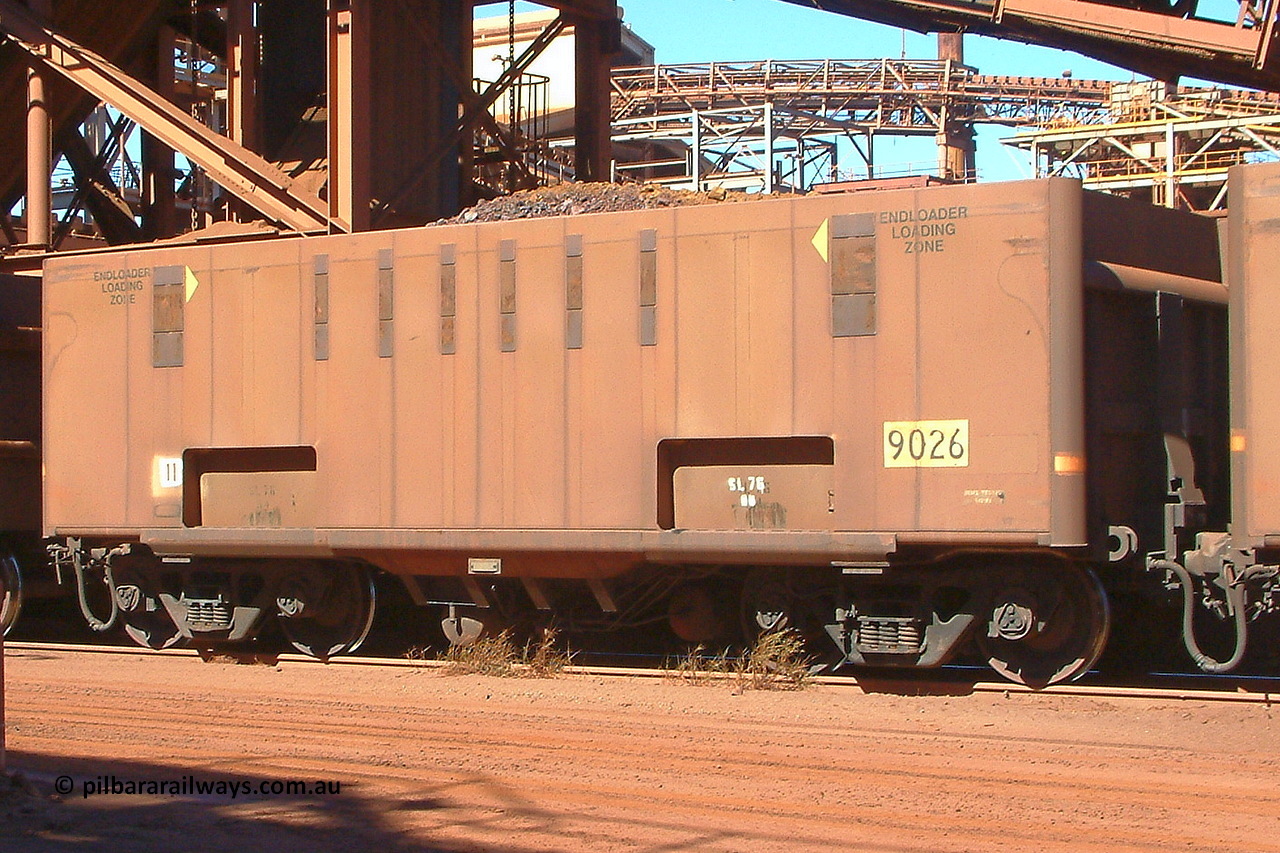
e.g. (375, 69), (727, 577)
(844, 668), (982, 696)
(1, 751), (566, 853)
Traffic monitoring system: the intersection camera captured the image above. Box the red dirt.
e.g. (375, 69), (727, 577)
(2, 647), (1278, 852)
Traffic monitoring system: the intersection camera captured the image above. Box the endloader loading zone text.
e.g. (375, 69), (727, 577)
(879, 206), (968, 254)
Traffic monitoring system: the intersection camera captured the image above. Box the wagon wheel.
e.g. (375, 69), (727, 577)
(276, 563), (377, 659)
(112, 561), (184, 650)
(740, 569), (795, 640)
(0, 550), (22, 636)
(977, 562), (1110, 688)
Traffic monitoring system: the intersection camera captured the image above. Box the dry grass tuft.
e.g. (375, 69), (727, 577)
(735, 629), (812, 691)
(524, 627), (574, 677)
(665, 645), (734, 686)
(440, 629), (521, 676)
(664, 630), (813, 691)
(437, 627), (574, 678)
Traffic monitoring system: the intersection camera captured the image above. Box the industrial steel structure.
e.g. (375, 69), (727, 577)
(1009, 83), (1280, 211)
(2, 0), (1280, 256)
(0, 0), (626, 260)
(607, 56), (1113, 189)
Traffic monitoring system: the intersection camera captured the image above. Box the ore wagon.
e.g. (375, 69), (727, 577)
(43, 176), (1228, 685)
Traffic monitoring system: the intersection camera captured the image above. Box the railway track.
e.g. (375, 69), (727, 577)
(7, 640), (1275, 705)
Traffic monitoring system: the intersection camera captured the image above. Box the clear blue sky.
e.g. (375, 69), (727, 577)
(614, 0), (1143, 181)
(618, 0), (1133, 79)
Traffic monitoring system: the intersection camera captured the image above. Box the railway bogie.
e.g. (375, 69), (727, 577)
(28, 170), (1280, 684)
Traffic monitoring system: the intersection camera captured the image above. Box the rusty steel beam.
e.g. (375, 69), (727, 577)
(390, 0), (531, 177)
(572, 10), (619, 181)
(523, 0), (617, 20)
(375, 10), (566, 223)
(779, 0), (1280, 91)
(55, 121), (142, 246)
(225, 0), (258, 152)
(326, 1), (371, 232)
(0, 0), (329, 232)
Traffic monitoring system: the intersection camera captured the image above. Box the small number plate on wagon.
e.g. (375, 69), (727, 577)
(883, 419), (969, 468)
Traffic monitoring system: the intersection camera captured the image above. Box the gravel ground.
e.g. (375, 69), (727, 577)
(2, 647), (1279, 852)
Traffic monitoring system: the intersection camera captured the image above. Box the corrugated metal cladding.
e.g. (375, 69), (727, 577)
(313, 254), (329, 361)
(830, 212), (877, 337)
(152, 264), (185, 367)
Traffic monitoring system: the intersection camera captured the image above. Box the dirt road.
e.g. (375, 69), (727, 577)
(2, 646), (1277, 852)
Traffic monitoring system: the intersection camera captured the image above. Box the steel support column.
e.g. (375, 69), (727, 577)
(936, 33), (975, 181)
(572, 7), (618, 182)
(25, 61), (49, 247)
(690, 108), (701, 190)
(226, 0), (259, 152)
(327, 0), (371, 232)
(141, 25), (178, 240)
(764, 100), (775, 193)
(331, 0), (472, 230)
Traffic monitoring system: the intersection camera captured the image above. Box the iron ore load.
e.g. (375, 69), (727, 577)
(41, 174), (1263, 686)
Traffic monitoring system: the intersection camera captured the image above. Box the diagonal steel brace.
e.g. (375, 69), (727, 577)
(0, 0), (330, 233)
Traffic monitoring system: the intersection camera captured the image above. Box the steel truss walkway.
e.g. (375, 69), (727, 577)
(606, 58), (1280, 207)
(607, 58), (1113, 190)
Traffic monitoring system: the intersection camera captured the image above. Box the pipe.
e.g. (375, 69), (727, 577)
(25, 62), (50, 247)
(1086, 261), (1227, 305)
(1150, 559), (1248, 674)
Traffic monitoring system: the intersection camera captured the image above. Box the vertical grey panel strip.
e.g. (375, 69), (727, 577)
(639, 229), (657, 347)
(313, 254), (329, 361)
(440, 243), (456, 356)
(152, 263), (184, 368)
(377, 248), (394, 358)
(566, 234), (583, 350)
(500, 239), (516, 353)
(830, 214), (877, 338)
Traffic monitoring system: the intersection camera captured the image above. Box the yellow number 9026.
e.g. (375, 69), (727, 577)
(883, 419), (969, 468)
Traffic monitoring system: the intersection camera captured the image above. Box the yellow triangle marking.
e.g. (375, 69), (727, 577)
(184, 266), (199, 303)
(811, 218), (829, 263)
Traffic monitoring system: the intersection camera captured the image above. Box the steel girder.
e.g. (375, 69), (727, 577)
(0, 0), (330, 233)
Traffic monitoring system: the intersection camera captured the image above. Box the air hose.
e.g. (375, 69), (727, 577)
(1149, 558), (1248, 674)
(70, 546), (119, 633)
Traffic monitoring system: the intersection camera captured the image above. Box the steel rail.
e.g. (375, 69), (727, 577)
(6, 641), (1275, 705)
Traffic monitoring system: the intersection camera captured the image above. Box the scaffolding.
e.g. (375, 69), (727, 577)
(605, 58), (1111, 191)
(1007, 82), (1280, 210)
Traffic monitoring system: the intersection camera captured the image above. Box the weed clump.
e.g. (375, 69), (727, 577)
(437, 627), (573, 678)
(736, 629), (812, 691)
(665, 630), (813, 691)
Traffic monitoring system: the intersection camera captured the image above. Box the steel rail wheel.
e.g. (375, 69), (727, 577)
(113, 561), (183, 650)
(0, 550), (21, 636)
(977, 562), (1111, 688)
(276, 562), (377, 660)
